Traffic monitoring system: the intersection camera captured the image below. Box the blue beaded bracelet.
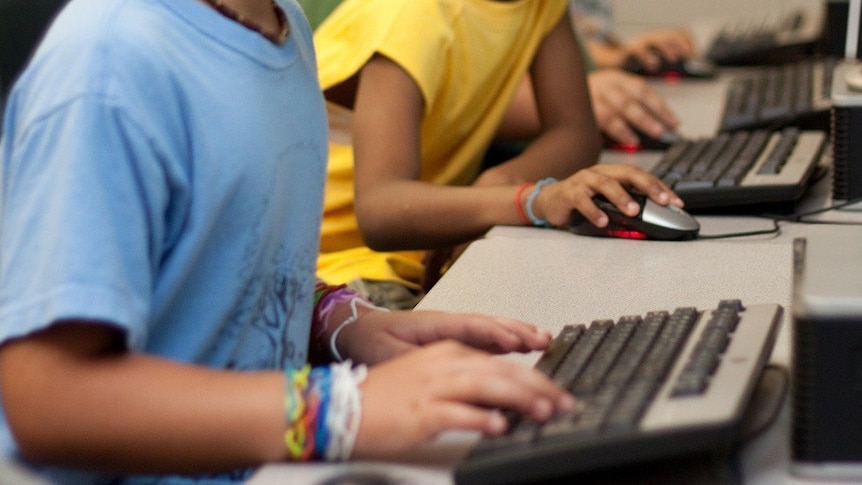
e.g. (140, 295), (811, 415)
(525, 177), (557, 227)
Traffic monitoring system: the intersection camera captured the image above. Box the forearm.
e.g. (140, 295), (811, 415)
(310, 281), (384, 364)
(495, 76), (542, 142)
(486, 12), (601, 187)
(0, 344), (285, 474)
(480, 126), (601, 187)
(356, 180), (524, 251)
(357, 125), (601, 250)
(587, 41), (628, 69)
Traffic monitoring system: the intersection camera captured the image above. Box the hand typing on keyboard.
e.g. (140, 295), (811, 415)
(455, 300), (782, 485)
(337, 311), (577, 458)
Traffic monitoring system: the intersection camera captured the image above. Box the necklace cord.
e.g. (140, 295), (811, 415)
(203, 0), (289, 44)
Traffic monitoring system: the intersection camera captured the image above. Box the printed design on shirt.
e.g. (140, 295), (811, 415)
(222, 233), (315, 373)
(220, 142), (322, 373)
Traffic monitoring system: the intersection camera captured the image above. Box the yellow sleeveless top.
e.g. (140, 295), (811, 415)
(314, 0), (568, 287)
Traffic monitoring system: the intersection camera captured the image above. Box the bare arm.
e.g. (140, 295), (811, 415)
(353, 15), (601, 252)
(0, 322), (286, 474)
(477, 12), (601, 187)
(589, 28), (697, 71)
(352, 54), (526, 251)
(587, 68), (679, 145)
(0, 317), (573, 471)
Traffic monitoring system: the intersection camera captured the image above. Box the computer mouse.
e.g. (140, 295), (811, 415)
(622, 50), (716, 79)
(316, 470), (400, 485)
(568, 192), (700, 241)
(605, 127), (684, 152)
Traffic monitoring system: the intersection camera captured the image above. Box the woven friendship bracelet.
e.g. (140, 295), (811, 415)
(283, 361), (365, 461)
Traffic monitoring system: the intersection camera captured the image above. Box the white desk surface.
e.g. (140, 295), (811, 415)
(251, 174), (862, 485)
(251, 38), (862, 485)
(252, 221), (862, 485)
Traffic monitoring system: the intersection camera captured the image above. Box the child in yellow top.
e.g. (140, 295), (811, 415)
(314, 0), (683, 307)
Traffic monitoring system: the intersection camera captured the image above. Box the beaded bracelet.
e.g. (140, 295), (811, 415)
(525, 177), (557, 227)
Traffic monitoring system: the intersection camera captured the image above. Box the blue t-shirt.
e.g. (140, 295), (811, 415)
(0, 0), (326, 483)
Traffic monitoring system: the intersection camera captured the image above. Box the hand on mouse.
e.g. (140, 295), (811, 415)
(351, 340), (576, 458)
(588, 69), (680, 146)
(620, 29), (697, 73)
(525, 164), (684, 229)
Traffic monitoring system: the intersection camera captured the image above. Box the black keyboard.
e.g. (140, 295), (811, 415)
(705, 10), (819, 66)
(650, 128), (826, 211)
(719, 58), (834, 132)
(454, 301), (782, 485)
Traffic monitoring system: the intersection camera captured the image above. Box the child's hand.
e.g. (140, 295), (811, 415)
(587, 69), (679, 146)
(351, 341), (575, 458)
(529, 164), (684, 229)
(624, 29), (697, 72)
(337, 310), (554, 366)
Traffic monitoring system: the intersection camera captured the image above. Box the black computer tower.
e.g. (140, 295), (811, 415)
(791, 234), (862, 479)
(829, 60), (862, 201)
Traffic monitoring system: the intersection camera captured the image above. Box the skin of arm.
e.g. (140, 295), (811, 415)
(353, 12), (682, 247)
(498, 68), (680, 148)
(474, 12), (602, 187)
(353, 56), (532, 249)
(0, 312), (573, 471)
(589, 29), (697, 71)
(352, 14), (601, 252)
(0, 322), (288, 474)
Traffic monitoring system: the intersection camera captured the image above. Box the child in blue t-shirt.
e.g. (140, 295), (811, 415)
(0, 0), (573, 484)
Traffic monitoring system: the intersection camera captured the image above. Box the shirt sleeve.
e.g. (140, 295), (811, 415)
(313, 0), (449, 110)
(0, 94), (169, 350)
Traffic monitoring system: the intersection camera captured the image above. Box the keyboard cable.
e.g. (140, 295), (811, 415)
(695, 196), (862, 240)
(696, 219), (781, 240)
(772, 196), (862, 224)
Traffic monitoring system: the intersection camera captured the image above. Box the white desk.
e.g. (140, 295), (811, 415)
(251, 220), (862, 485)
(251, 50), (862, 485)
(418, 222), (862, 485)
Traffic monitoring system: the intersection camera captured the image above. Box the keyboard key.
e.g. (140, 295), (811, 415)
(718, 58), (833, 132)
(454, 301), (783, 485)
(758, 127), (799, 174)
(651, 129), (824, 210)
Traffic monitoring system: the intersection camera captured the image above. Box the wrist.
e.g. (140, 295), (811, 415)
(283, 362), (366, 461)
(525, 177), (557, 227)
(330, 300), (387, 362)
(514, 182), (533, 225)
(312, 284), (386, 363)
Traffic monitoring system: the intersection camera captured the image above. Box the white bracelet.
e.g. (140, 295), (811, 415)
(325, 361), (367, 461)
(329, 296), (388, 362)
